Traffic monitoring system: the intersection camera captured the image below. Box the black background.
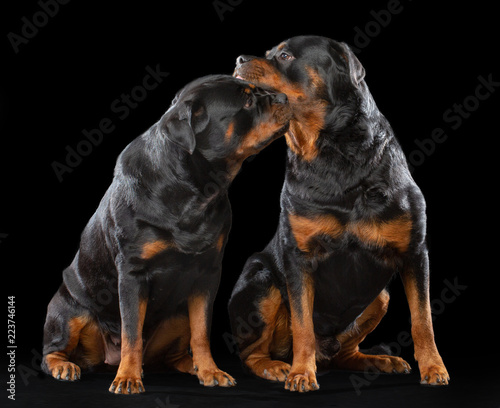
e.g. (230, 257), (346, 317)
(1, 0), (498, 407)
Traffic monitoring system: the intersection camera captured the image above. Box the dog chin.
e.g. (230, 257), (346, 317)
(233, 69), (254, 83)
(232, 69), (244, 80)
(274, 122), (290, 138)
(257, 122), (290, 151)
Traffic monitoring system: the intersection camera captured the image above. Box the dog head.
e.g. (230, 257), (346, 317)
(159, 75), (291, 175)
(234, 36), (370, 161)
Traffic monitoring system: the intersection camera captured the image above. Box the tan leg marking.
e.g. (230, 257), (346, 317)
(334, 290), (411, 373)
(285, 276), (319, 392)
(109, 299), (147, 394)
(44, 316), (93, 381)
(242, 287), (292, 382)
(402, 275), (449, 385)
(188, 294), (236, 387)
(143, 316), (195, 375)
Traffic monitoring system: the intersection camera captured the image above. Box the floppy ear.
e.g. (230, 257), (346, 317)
(340, 42), (366, 88)
(159, 101), (208, 154)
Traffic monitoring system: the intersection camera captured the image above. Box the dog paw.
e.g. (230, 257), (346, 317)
(196, 367), (236, 387)
(109, 375), (145, 394)
(261, 361), (291, 382)
(51, 361), (81, 381)
(419, 364), (450, 386)
(284, 368), (319, 392)
(368, 355), (412, 374)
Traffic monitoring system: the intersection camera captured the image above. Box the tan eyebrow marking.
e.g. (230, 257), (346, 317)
(225, 121), (235, 142)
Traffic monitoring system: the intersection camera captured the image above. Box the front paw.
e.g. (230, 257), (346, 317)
(284, 367), (319, 392)
(196, 366), (236, 387)
(109, 375), (145, 394)
(50, 361), (81, 381)
(419, 363), (450, 386)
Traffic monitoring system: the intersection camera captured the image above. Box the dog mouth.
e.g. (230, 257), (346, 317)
(233, 65), (265, 85)
(233, 65), (245, 80)
(235, 65), (292, 136)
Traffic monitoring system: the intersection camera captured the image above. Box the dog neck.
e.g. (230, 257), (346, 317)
(285, 89), (395, 199)
(284, 98), (329, 162)
(118, 131), (234, 211)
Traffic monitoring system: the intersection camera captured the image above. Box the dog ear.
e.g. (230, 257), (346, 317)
(340, 42), (366, 88)
(159, 100), (209, 154)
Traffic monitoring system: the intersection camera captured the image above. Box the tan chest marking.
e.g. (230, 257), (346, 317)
(141, 240), (172, 259)
(349, 215), (413, 253)
(288, 213), (343, 253)
(289, 213), (412, 254)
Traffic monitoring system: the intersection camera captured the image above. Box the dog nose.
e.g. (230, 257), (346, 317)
(236, 55), (254, 65)
(272, 93), (288, 105)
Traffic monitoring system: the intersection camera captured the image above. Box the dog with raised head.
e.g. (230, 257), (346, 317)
(230, 36), (449, 392)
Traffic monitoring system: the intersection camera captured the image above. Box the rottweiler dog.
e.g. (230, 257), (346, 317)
(41, 75), (291, 394)
(229, 36), (449, 392)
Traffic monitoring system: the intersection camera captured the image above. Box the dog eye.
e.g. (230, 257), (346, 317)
(244, 96), (253, 109)
(279, 52), (294, 61)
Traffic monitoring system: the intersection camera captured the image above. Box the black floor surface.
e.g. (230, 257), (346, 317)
(4, 355), (498, 408)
